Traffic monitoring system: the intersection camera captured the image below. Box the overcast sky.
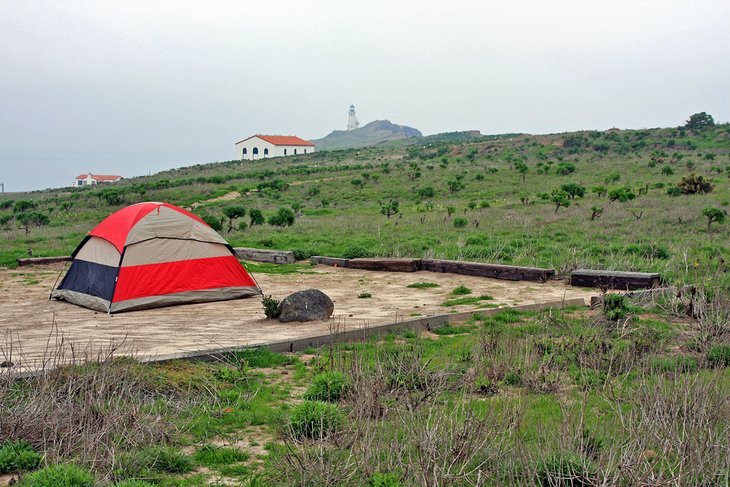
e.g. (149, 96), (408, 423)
(1, 1), (729, 192)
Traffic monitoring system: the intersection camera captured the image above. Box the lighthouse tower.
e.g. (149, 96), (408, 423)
(347, 104), (359, 131)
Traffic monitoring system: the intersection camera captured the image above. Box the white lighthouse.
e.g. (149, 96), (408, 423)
(347, 104), (359, 131)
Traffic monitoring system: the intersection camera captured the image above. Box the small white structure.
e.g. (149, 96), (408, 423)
(235, 135), (315, 161)
(74, 173), (123, 187)
(347, 104), (359, 131)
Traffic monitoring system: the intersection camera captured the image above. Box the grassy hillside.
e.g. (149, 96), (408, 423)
(1, 123), (729, 287)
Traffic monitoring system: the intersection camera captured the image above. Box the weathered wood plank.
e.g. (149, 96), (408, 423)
(233, 248), (295, 264)
(16, 256), (72, 266)
(348, 258), (422, 272)
(421, 259), (555, 282)
(570, 269), (661, 290)
(311, 256), (350, 268)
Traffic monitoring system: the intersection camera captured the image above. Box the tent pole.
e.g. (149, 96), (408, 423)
(48, 260), (69, 299)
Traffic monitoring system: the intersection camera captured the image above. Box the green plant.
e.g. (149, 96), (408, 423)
(555, 162), (576, 175)
(604, 294), (630, 321)
(194, 445), (248, 466)
(117, 446), (193, 476)
(684, 111), (715, 131)
(707, 345), (730, 367)
(20, 463), (95, 487)
(248, 208), (265, 226)
(342, 245), (371, 259)
(549, 189), (571, 213)
(406, 282), (440, 289)
(0, 440), (42, 474)
(453, 217), (468, 228)
(560, 182), (586, 199)
(357, 292), (372, 299)
(267, 207), (295, 227)
(677, 173), (713, 194)
(303, 371), (350, 402)
(369, 472), (403, 486)
(380, 199), (399, 219)
(536, 453), (597, 487)
(287, 401), (342, 439)
(262, 295), (281, 319)
(451, 285), (472, 295)
(608, 187), (636, 203)
(701, 207), (726, 233)
(504, 371), (521, 386)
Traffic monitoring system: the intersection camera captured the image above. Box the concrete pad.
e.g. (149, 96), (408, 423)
(0, 264), (594, 371)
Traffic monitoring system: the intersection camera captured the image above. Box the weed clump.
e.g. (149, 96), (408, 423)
(287, 400), (343, 439)
(194, 444), (248, 467)
(357, 292), (372, 299)
(116, 446), (193, 477)
(0, 439), (42, 474)
(604, 294), (630, 321)
(20, 463), (95, 487)
(451, 285), (472, 295)
(303, 371), (350, 402)
(707, 344), (730, 367)
(261, 295), (281, 319)
(406, 282), (440, 289)
(536, 453), (596, 487)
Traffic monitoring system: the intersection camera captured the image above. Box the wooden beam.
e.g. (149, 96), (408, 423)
(233, 248), (295, 264)
(16, 256), (72, 266)
(421, 259), (555, 282)
(570, 269), (661, 290)
(348, 258), (421, 272)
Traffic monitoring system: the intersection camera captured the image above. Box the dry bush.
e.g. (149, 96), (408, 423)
(612, 372), (730, 485)
(0, 331), (211, 482)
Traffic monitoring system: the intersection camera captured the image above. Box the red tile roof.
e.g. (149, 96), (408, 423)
(235, 135), (315, 146)
(76, 173), (123, 181)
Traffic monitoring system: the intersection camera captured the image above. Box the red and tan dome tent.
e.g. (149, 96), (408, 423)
(51, 202), (261, 313)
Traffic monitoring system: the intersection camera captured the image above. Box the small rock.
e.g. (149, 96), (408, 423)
(0, 361), (13, 368)
(278, 289), (334, 323)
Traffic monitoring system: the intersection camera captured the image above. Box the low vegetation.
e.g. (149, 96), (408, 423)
(1, 285), (728, 485)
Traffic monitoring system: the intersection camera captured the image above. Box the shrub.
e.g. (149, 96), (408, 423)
(503, 371), (521, 386)
(357, 292), (372, 299)
(201, 214), (223, 232)
(267, 207), (295, 227)
(560, 182), (586, 199)
(677, 173), (713, 194)
(262, 295), (281, 319)
(342, 245), (371, 259)
(303, 371), (350, 402)
(555, 162), (576, 175)
(707, 345), (730, 367)
(604, 294), (630, 321)
(0, 440), (42, 474)
(608, 186), (636, 202)
(20, 463), (95, 487)
(453, 217), (468, 228)
(666, 185), (682, 196)
(536, 453), (596, 487)
(417, 186), (435, 198)
(248, 209), (265, 226)
(287, 401), (342, 439)
(451, 285), (472, 295)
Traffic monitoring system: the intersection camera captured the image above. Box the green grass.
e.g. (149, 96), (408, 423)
(442, 294), (494, 307)
(193, 445), (248, 467)
(406, 282), (441, 289)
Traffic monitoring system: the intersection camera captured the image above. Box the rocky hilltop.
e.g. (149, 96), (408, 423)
(312, 120), (422, 150)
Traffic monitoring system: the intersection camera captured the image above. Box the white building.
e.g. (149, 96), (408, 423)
(74, 173), (123, 187)
(235, 135), (315, 161)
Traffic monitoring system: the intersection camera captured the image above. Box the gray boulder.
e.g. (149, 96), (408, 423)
(278, 289), (334, 323)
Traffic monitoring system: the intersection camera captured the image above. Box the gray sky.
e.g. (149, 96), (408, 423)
(1, 1), (729, 192)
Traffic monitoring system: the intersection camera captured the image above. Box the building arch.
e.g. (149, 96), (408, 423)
(264, 148), (269, 156)
(242, 148), (247, 158)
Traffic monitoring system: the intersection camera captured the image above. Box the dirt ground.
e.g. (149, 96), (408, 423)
(0, 264), (595, 371)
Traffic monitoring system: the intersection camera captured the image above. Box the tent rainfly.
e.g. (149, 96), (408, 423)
(51, 202), (261, 313)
